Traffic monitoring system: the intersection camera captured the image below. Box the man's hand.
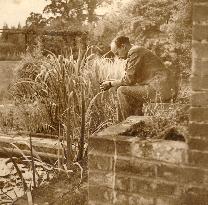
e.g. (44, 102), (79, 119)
(100, 80), (113, 91)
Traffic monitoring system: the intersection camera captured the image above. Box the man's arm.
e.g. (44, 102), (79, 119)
(120, 50), (143, 86)
(111, 79), (122, 87)
(100, 79), (122, 91)
(100, 49), (145, 91)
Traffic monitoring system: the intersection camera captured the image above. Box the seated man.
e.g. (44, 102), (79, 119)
(100, 36), (176, 121)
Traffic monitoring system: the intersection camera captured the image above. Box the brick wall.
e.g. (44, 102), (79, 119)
(88, 1), (208, 204)
(88, 116), (208, 205)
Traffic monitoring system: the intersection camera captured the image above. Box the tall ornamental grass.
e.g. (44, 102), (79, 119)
(11, 46), (125, 163)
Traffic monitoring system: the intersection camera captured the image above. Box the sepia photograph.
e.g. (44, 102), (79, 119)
(0, 0), (207, 204)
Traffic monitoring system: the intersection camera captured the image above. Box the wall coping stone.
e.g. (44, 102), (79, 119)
(94, 116), (152, 137)
(90, 116), (188, 164)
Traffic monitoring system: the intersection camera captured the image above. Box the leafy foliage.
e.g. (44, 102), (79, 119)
(93, 0), (192, 78)
(43, 0), (109, 24)
(26, 12), (47, 30)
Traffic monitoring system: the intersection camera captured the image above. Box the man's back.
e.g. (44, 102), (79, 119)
(122, 46), (177, 100)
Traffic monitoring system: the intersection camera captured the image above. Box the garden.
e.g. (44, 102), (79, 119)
(0, 0), (191, 204)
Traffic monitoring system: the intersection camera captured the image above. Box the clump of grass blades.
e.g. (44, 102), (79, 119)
(11, 45), (125, 164)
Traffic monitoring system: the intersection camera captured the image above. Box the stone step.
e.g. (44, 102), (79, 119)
(0, 133), (65, 162)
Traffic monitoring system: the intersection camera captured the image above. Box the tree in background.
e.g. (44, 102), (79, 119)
(24, 0), (101, 56)
(43, 0), (110, 27)
(26, 12), (47, 30)
(93, 0), (192, 78)
(9, 0), (110, 56)
(43, 0), (87, 28)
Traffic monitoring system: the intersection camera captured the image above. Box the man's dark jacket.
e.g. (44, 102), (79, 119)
(121, 46), (177, 99)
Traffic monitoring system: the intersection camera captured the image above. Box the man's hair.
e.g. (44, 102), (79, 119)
(112, 36), (130, 48)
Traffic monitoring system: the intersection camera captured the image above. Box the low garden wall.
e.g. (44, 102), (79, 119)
(88, 116), (208, 205)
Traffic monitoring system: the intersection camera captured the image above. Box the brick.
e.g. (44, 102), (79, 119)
(189, 122), (208, 136)
(115, 158), (131, 173)
(157, 164), (205, 184)
(115, 158), (156, 178)
(130, 178), (176, 196)
(191, 75), (208, 90)
(204, 170), (208, 184)
(114, 192), (129, 205)
(89, 136), (115, 154)
(192, 58), (208, 76)
(157, 164), (180, 182)
(156, 182), (177, 196)
(88, 154), (114, 171)
(191, 91), (208, 106)
(115, 175), (131, 191)
(89, 171), (114, 188)
(189, 150), (208, 168)
(130, 159), (156, 177)
(185, 186), (208, 196)
(131, 141), (153, 159)
(89, 201), (111, 205)
(193, 42), (208, 59)
(199, 77), (208, 89)
(155, 197), (179, 205)
(193, 0), (208, 2)
(193, 4), (208, 22)
(133, 140), (188, 164)
(190, 107), (208, 121)
(129, 194), (154, 205)
(88, 185), (113, 203)
(180, 186), (208, 205)
(182, 167), (206, 184)
(193, 25), (208, 41)
(116, 139), (133, 156)
(188, 137), (208, 151)
(190, 75), (201, 91)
